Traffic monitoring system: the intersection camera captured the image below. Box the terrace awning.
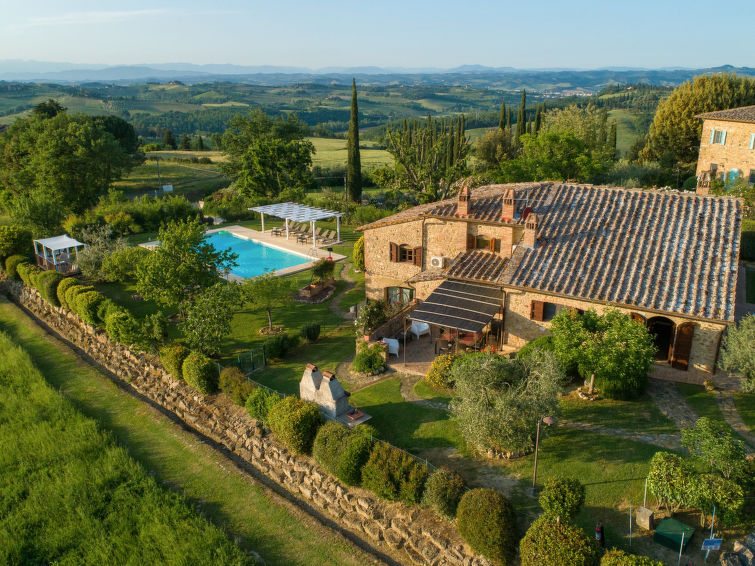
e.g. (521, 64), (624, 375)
(249, 202), (344, 245)
(408, 280), (502, 333)
(34, 235), (85, 251)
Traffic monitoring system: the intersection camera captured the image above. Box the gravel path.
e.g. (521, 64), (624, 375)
(716, 390), (755, 454)
(647, 379), (700, 429)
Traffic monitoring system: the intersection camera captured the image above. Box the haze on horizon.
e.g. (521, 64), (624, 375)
(1, 0), (752, 70)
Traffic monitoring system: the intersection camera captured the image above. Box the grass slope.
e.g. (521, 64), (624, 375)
(0, 299), (370, 566)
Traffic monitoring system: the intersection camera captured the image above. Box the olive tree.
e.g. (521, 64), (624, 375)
(449, 351), (563, 455)
(243, 270), (296, 331)
(718, 314), (755, 392)
(181, 281), (243, 356)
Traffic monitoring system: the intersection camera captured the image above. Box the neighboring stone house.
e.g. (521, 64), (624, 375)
(357, 183), (743, 375)
(695, 105), (755, 193)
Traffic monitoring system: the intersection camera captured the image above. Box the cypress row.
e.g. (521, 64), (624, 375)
(346, 78), (362, 202)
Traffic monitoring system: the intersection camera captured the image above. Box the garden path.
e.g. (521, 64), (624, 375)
(647, 379), (700, 429)
(328, 261), (356, 320)
(715, 390), (755, 453)
(398, 373), (452, 411)
(557, 419), (682, 450)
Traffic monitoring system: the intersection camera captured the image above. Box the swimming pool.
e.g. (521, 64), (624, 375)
(206, 230), (313, 278)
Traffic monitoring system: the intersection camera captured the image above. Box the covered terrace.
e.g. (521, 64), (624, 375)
(33, 235), (86, 274)
(249, 202), (344, 247)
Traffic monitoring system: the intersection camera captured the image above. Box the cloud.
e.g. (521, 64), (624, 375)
(24, 9), (167, 27)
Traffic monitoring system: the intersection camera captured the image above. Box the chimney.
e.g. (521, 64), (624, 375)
(501, 188), (516, 220)
(522, 213), (539, 248)
(456, 184), (471, 217)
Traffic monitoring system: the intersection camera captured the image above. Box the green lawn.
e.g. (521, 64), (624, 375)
(307, 137), (393, 170)
(413, 380), (454, 403)
(746, 268), (755, 304)
(0, 299), (370, 566)
(559, 393), (678, 434)
(675, 383), (728, 424)
(112, 158), (228, 201)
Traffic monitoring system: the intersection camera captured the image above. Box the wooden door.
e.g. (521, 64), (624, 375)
(671, 322), (695, 371)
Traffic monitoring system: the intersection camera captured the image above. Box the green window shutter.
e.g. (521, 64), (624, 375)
(710, 130), (715, 144)
(721, 130), (727, 145)
(750, 133), (755, 150)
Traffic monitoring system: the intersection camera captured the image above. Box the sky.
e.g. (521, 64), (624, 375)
(1, 0), (753, 70)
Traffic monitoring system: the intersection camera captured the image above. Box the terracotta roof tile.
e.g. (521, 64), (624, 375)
(695, 105), (755, 123)
(445, 249), (509, 283)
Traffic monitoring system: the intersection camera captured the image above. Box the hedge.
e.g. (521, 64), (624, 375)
(36, 271), (63, 306)
(539, 477), (585, 523)
(300, 322), (321, 342)
(5, 255), (28, 280)
(65, 284), (94, 315)
(424, 353), (457, 389)
(16, 262), (35, 287)
(219, 366), (255, 405)
(422, 468), (466, 518)
(265, 333), (299, 360)
(313, 421), (373, 486)
(457, 488), (517, 565)
(516, 335), (555, 361)
(57, 277), (80, 309)
(104, 306), (141, 346)
(600, 549), (664, 566)
(159, 343), (190, 380)
(519, 515), (600, 566)
(361, 442), (428, 505)
(266, 396), (322, 454)
(245, 388), (281, 423)
(75, 290), (104, 326)
(182, 351), (218, 395)
(96, 298), (119, 324)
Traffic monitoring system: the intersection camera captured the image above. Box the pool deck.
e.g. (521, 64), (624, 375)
(207, 225), (346, 280)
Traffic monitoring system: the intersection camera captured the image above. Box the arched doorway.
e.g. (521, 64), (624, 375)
(647, 316), (675, 362)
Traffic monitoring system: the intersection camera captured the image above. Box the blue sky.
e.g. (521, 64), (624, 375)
(1, 0), (752, 69)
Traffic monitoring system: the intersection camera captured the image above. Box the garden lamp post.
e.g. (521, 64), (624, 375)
(532, 416), (556, 492)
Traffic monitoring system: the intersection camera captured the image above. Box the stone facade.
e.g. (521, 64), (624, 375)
(504, 289), (726, 378)
(5, 281), (489, 566)
(696, 117), (755, 194)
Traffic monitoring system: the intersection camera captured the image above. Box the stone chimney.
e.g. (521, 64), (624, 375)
(501, 188), (516, 220)
(522, 213), (539, 248)
(456, 184), (471, 217)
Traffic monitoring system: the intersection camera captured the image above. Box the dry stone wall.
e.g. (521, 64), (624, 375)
(5, 281), (488, 566)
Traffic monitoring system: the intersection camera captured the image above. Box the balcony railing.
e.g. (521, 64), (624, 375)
(35, 254), (78, 274)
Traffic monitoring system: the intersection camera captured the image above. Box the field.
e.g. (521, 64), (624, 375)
(0, 299), (372, 566)
(0, 317), (251, 565)
(608, 109), (648, 156)
(308, 137), (393, 170)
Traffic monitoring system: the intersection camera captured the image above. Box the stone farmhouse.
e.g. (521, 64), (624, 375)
(696, 105), (755, 193)
(357, 183), (743, 375)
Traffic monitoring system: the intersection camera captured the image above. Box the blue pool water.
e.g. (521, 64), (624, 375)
(206, 231), (311, 278)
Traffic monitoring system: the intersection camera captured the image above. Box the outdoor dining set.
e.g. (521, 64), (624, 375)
(269, 223), (340, 245)
(381, 321), (487, 358)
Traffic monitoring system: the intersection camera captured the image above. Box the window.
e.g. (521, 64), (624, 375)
(386, 286), (413, 306)
(710, 129), (726, 145)
(530, 300), (565, 322)
(475, 236), (499, 252)
(749, 170), (755, 185)
(389, 242), (422, 265)
(750, 133), (755, 150)
(710, 163), (718, 175)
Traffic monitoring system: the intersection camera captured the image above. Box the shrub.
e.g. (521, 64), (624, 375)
(354, 299), (389, 335)
(97, 298), (118, 324)
(353, 235), (365, 271)
(104, 306), (141, 346)
(65, 284), (94, 314)
(16, 262), (35, 286)
(742, 218), (755, 261)
(0, 225), (31, 262)
(57, 276), (80, 308)
(516, 335), (555, 361)
(457, 488), (517, 565)
(424, 353), (457, 389)
(141, 311), (167, 352)
(219, 367), (255, 405)
(352, 341), (385, 374)
(36, 271), (63, 306)
(313, 421), (373, 486)
(422, 468), (466, 518)
(600, 549), (664, 566)
(300, 322), (321, 342)
(75, 290), (105, 326)
(244, 387), (281, 422)
(265, 332), (298, 360)
(182, 351), (218, 395)
(361, 442), (428, 505)
(5, 254), (28, 280)
(539, 477), (586, 523)
(159, 344), (189, 380)
(520, 515), (600, 566)
(266, 396), (322, 455)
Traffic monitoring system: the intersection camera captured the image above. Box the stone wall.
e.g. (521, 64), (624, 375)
(5, 281), (487, 566)
(504, 288), (726, 379)
(696, 118), (755, 192)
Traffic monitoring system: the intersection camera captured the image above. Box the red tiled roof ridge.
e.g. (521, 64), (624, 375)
(695, 104), (755, 123)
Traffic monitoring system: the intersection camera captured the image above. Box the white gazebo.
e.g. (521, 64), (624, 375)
(249, 202), (344, 247)
(33, 235), (86, 274)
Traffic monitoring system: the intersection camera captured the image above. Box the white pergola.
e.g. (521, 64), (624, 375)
(33, 235), (86, 273)
(249, 202), (344, 247)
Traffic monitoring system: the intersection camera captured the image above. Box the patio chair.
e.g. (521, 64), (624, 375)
(410, 321), (430, 340)
(270, 225), (284, 236)
(322, 230), (337, 244)
(382, 337), (400, 358)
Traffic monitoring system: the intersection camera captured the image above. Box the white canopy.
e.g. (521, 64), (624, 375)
(249, 202), (344, 222)
(249, 202), (343, 246)
(33, 235), (85, 251)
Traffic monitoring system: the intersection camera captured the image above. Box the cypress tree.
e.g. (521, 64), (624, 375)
(179, 133), (190, 150)
(526, 119), (532, 135)
(534, 105), (542, 134)
(609, 122), (617, 155)
(515, 89), (527, 143)
(508, 108), (513, 129)
(195, 135), (205, 151)
(446, 123), (454, 170)
(499, 99), (506, 131)
(347, 78), (362, 202)
(598, 106), (608, 145)
(163, 129), (176, 149)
